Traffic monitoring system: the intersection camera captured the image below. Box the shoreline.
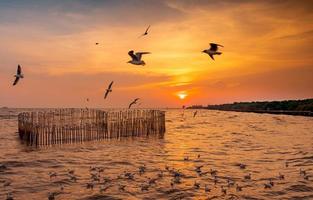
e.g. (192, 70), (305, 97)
(191, 109), (313, 117)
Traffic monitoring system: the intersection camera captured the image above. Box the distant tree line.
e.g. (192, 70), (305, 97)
(188, 99), (313, 112)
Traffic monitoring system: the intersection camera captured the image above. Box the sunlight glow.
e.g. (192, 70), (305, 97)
(177, 92), (187, 100)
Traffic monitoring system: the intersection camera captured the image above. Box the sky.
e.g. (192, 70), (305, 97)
(0, 0), (312, 108)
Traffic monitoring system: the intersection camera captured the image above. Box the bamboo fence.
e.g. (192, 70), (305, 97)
(18, 109), (166, 146)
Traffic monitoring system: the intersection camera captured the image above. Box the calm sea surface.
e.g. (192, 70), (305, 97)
(0, 108), (313, 200)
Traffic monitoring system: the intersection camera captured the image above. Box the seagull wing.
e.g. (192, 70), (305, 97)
(209, 54), (215, 60)
(128, 102), (134, 109)
(17, 65), (22, 75)
(138, 25), (151, 38)
(145, 25), (150, 34)
(108, 81), (114, 90)
(128, 50), (138, 61)
(209, 43), (218, 51)
(104, 90), (110, 99)
(13, 77), (19, 86)
(135, 52), (150, 60)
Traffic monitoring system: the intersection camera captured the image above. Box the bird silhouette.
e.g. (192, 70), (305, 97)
(138, 25), (151, 38)
(141, 184), (149, 191)
(127, 50), (150, 66)
(236, 184), (243, 191)
(239, 163), (246, 169)
(104, 81), (114, 99)
(194, 181), (200, 189)
(264, 180), (274, 189)
(244, 173), (251, 180)
(129, 98), (140, 109)
(202, 43), (224, 60)
(13, 65), (24, 86)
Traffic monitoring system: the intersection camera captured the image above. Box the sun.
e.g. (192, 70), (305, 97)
(177, 92), (187, 100)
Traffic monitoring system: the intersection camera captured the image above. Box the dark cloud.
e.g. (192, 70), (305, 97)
(0, 0), (183, 35)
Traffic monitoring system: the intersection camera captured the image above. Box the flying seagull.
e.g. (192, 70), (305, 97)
(193, 111), (198, 118)
(128, 98), (140, 109)
(138, 25), (151, 38)
(104, 81), (114, 99)
(202, 43), (224, 60)
(13, 65), (24, 86)
(127, 50), (150, 66)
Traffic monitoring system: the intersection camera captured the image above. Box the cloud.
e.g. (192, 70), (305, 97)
(0, 0), (184, 35)
(276, 29), (313, 40)
(0, 0), (312, 107)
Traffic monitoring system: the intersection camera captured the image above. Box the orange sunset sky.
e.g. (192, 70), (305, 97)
(0, 0), (312, 108)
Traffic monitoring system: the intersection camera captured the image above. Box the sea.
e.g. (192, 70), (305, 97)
(0, 108), (313, 200)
